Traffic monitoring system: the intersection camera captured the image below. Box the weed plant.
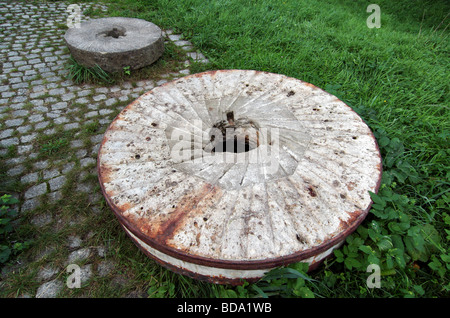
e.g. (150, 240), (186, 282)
(105, 0), (449, 298)
(65, 57), (114, 85)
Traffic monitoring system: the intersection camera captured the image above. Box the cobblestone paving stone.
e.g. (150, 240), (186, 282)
(0, 0), (209, 297)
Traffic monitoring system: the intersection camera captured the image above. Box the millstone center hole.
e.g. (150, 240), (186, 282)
(210, 112), (259, 154)
(102, 27), (126, 39)
(212, 137), (255, 154)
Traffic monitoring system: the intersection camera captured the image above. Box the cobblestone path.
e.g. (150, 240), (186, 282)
(0, 0), (208, 297)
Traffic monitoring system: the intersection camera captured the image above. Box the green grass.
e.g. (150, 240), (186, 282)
(103, 0), (449, 298)
(65, 57), (115, 85)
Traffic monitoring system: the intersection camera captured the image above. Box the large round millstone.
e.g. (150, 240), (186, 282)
(64, 17), (164, 73)
(97, 70), (382, 285)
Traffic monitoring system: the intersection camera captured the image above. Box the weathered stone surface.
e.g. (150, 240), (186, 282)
(98, 70), (382, 284)
(64, 17), (164, 72)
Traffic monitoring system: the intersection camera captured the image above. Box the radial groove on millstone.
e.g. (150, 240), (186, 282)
(98, 70), (382, 284)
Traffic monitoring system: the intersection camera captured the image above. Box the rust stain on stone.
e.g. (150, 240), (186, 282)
(117, 202), (132, 214)
(98, 164), (114, 184)
(339, 210), (362, 231)
(303, 82), (318, 89)
(155, 183), (220, 245)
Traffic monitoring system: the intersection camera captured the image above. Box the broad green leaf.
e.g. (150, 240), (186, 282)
(295, 287), (315, 298)
(391, 234), (405, 252)
(368, 254), (380, 265)
(359, 245), (373, 254)
(378, 237), (393, 251)
(378, 136), (390, 147)
(334, 249), (344, 262)
(344, 257), (361, 270)
(440, 254), (450, 263)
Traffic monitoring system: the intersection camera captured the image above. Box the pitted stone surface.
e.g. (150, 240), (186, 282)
(98, 70), (382, 284)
